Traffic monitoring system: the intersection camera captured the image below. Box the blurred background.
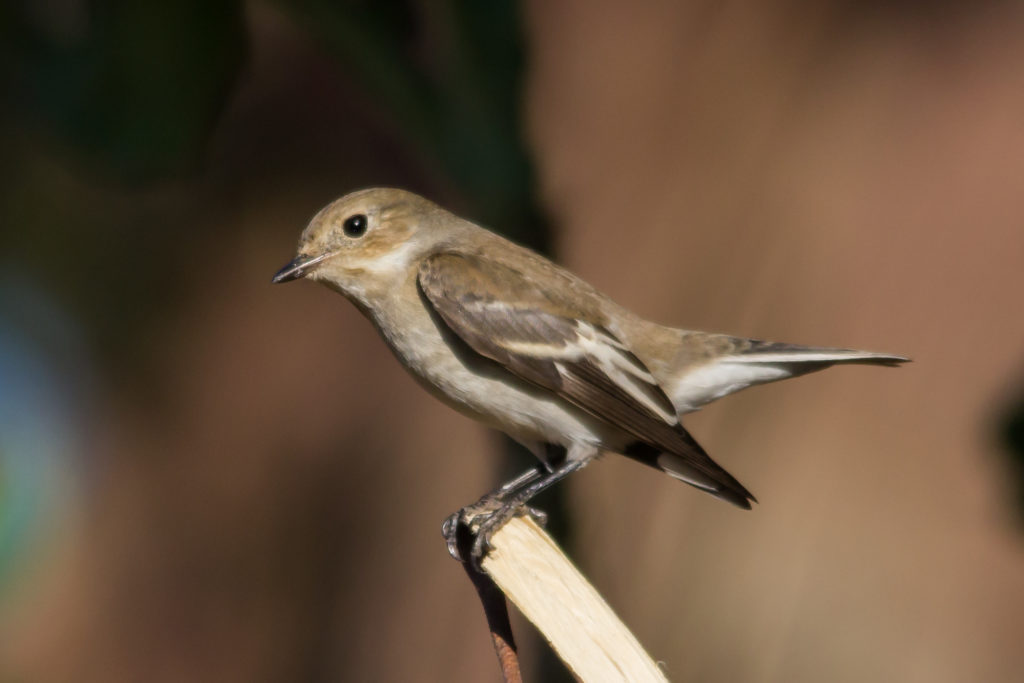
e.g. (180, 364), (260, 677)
(2, 1), (1024, 681)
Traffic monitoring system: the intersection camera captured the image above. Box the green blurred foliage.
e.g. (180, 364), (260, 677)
(273, 0), (546, 243)
(2, 1), (246, 181)
(2, 0), (545, 232)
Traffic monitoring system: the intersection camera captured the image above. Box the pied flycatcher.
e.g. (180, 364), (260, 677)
(272, 188), (906, 562)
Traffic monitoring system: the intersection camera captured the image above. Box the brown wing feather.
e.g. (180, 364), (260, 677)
(417, 252), (754, 507)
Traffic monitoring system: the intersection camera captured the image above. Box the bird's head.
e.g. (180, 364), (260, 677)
(272, 188), (450, 298)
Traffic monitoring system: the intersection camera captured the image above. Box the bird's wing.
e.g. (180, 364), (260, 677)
(417, 251), (754, 507)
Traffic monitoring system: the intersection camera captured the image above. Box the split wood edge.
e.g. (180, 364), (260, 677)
(479, 517), (668, 682)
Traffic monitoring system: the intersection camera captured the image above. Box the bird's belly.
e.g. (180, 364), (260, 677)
(375, 307), (606, 450)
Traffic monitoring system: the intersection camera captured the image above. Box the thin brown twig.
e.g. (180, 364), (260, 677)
(462, 560), (522, 683)
(455, 523), (522, 683)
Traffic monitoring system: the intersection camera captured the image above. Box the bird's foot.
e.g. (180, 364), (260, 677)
(443, 501), (548, 572)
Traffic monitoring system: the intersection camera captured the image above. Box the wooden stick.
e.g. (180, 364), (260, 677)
(477, 517), (668, 682)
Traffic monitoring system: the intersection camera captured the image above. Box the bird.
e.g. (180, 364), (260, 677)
(272, 187), (907, 564)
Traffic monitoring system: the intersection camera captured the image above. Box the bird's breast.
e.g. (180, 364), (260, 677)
(363, 286), (608, 450)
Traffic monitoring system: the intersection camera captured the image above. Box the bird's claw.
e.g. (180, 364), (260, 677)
(442, 503), (549, 572)
(522, 505), (548, 528)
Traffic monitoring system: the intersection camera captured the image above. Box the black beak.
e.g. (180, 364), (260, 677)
(271, 253), (326, 284)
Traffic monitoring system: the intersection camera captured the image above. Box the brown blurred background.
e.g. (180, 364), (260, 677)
(2, 1), (1024, 681)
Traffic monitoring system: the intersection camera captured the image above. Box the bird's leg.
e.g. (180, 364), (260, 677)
(469, 458), (589, 564)
(443, 463), (546, 562)
(443, 457), (590, 571)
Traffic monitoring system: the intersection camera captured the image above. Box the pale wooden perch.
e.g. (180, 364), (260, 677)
(477, 516), (668, 682)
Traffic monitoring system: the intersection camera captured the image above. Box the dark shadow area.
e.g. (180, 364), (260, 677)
(999, 386), (1024, 524)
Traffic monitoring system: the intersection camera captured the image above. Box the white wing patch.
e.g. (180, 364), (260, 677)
(562, 322), (676, 425)
(503, 320), (676, 424)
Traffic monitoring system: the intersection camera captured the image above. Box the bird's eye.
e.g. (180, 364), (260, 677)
(343, 214), (368, 238)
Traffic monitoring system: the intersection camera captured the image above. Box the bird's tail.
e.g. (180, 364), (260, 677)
(667, 335), (909, 413)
